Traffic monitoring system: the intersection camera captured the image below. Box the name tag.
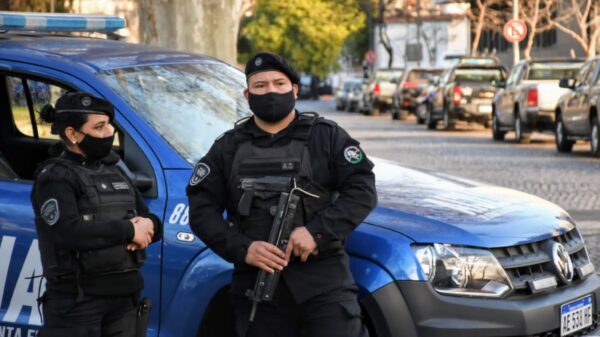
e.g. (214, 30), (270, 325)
(112, 182), (130, 190)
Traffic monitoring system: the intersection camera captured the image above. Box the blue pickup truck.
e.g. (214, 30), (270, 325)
(0, 12), (598, 337)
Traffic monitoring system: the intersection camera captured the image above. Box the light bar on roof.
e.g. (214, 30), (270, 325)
(0, 11), (125, 32)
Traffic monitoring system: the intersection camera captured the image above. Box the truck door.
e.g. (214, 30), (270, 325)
(563, 61), (592, 134)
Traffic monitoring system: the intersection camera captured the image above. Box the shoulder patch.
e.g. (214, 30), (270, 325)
(41, 198), (60, 226)
(343, 145), (364, 164)
(189, 162), (211, 186)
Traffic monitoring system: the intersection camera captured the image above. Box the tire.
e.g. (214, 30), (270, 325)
(416, 104), (427, 124)
(591, 115), (600, 157)
(426, 108), (437, 130)
(492, 113), (506, 141)
(555, 114), (574, 153)
(391, 111), (400, 120)
(443, 106), (456, 130)
(514, 113), (531, 144)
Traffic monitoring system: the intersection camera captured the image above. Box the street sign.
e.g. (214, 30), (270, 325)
(503, 19), (528, 43)
(364, 50), (377, 65)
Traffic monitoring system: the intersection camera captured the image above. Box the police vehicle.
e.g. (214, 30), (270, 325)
(0, 12), (598, 337)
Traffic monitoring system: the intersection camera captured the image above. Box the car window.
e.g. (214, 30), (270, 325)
(583, 61), (598, 85)
(407, 70), (442, 83)
(7, 77), (65, 140)
(506, 64), (523, 86)
(526, 63), (583, 80)
(99, 63), (251, 165)
(375, 70), (403, 82)
(452, 68), (505, 83)
(574, 62), (592, 86)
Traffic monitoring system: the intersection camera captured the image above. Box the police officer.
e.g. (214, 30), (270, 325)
(186, 52), (377, 337)
(31, 92), (162, 337)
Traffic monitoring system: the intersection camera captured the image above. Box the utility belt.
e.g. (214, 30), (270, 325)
(48, 246), (144, 281)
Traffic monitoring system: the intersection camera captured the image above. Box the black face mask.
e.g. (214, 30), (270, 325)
(78, 133), (114, 162)
(248, 90), (295, 123)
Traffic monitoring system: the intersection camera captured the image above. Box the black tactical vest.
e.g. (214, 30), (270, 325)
(35, 157), (144, 281)
(228, 113), (333, 242)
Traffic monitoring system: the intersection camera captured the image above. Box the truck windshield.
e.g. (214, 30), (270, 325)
(375, 70), (403, 82)
(98, 63), (251, 165)
(527, 63), (582, 80)
(453, 68), (504, 83)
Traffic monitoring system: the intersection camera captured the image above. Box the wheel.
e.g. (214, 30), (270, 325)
(443, 106), (456, 130)
(335, 103), (342, 111)
(591, 116), (600, 157)
(555, 114), (574, 152)
(391, 110), (400, 120)
(416, 104), (427, 124)
(426, 108), (437, 130)
(492, 113), (506, 141)
(514, 113), (531, 144)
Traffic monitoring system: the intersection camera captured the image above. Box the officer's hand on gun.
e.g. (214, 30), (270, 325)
(245, 226), (317, 273)
(128, 217), (154, 251)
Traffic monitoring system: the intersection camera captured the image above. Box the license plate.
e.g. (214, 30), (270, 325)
(561, 295), (593, 336)
(478, 105), (492, 113)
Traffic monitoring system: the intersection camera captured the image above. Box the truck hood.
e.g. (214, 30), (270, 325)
(365, 158), (575, 248)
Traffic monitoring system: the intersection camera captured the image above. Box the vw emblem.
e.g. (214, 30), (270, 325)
(552, 242), (574, 283)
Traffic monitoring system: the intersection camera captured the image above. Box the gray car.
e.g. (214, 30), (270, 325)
(335, 79), (363, 112)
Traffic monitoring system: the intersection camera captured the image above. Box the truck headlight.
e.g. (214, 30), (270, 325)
(412, 244), (513, 298)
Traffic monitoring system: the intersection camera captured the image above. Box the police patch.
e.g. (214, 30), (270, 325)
(189, 163), (210, 186)
(81, 96), (92, 107)
(255, 57), (263, 67)
(343, 146), (364, 164)
(41, 198), (60, 226)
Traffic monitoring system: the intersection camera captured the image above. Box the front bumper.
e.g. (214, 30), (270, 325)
(362, 274), (600, 337)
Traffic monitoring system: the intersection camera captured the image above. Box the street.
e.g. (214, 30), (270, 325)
(299, 98), (600, 336)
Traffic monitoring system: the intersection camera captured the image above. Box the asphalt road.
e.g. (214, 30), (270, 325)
(297, 98), (600, 336)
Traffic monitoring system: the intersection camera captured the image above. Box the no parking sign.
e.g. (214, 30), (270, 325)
(503, 19), (528, 43)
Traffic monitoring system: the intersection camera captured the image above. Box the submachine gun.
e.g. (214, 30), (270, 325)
(239, 176), (319, 322)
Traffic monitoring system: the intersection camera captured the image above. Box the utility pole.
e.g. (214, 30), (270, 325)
(513, 0), (519, 64)
(416, 0), (422, 67)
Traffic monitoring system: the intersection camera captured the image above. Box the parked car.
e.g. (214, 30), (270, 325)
(555, 56), (600, 156)
(363, 68), (404, 115)
(492, 58), (583, 143)
(428, 58), (507, 130)
(391, 67), (443, 121)
(335, 78), (364, 112)
(1, 13), (600, 337)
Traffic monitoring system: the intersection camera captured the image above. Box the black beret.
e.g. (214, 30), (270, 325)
(55, 92), (114, 122)
(245, 52), (300, 85)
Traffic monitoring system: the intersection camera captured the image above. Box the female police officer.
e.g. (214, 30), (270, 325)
(31, 92), (162, 337)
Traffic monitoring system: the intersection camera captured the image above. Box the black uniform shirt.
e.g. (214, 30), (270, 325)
(31, 150), (162, 296)
(186, 112), (377, 266)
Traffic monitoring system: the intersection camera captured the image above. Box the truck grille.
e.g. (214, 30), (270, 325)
(491, 228), (593, 296)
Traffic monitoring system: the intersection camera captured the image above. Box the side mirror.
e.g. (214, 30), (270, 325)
(559, 78), (575, 89)
(132, 174), (155, 192)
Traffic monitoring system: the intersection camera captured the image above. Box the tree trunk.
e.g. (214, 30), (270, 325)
(523, 0), (540, 60)
(471, 2), (487, 55)
(138, 0), (244, 65)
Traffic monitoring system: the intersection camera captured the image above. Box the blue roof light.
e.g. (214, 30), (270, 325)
(0, 11), (126, 32)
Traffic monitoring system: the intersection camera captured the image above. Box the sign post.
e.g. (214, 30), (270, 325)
(503, 18), (527, 64)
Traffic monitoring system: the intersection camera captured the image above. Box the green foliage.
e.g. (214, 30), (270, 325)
(239, 0), (365, 77)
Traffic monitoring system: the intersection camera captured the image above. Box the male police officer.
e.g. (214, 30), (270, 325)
(186, 52), (377, 337)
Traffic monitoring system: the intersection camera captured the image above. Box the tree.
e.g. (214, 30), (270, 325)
(519, 0), (562, 59)
(468, 0), (506, 55)
(552, 0), (600, 57)
(238, 0), (365, 77)
(138, 0), (255, 65)
(2, 0), (70, 12)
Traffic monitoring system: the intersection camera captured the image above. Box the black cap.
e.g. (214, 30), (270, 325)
(55, 92), (114, 122)
(245, 52), (300, 85)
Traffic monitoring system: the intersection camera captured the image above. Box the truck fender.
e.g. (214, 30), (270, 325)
(160, 249), (232, 337)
